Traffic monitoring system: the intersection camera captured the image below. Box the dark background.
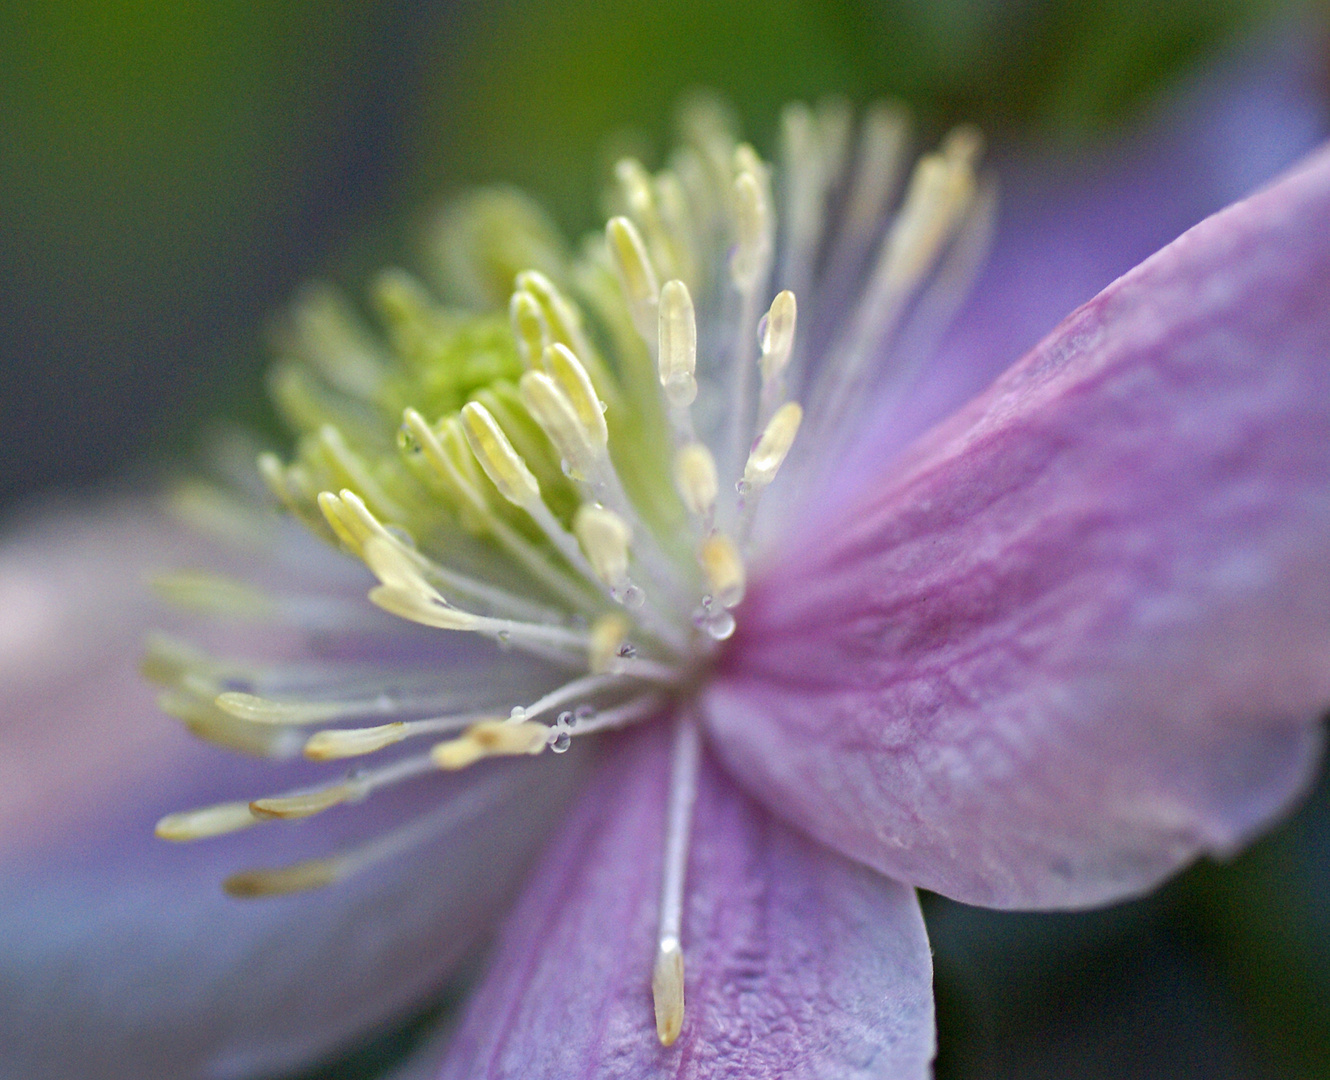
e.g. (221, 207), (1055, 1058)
(2, 2), (1327, 1077)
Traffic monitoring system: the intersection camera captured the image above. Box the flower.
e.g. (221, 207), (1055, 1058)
(3, 52), (1329, 1080)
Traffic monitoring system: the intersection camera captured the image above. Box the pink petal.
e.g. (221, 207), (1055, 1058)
(438, 723), (934, 1080)
(711, 144), (1330, 910)
(0, 499), (580, 1079)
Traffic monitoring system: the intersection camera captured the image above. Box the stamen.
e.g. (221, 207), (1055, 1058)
(743, 402), (802, 491)
(757, 290), (797, 426)
(573, 504), (633, 592)
(606, 216), (660, 342)
(657, 280), (699, 411)
(459, 401), (542, 508)
(431, 719), (548, 769)
(674, 443), (718, 524)
(698, 533), (746, 608)
(304, 722), (409, 760)
(155, 801), (259, 842)
(653, 712), (701, 1046)
(225, 858), (343, 898)
(589, 614), (629, 673)
(509, 289), (550, 370)
(224, 773), (516, 898)
(251, 784), (357, 820)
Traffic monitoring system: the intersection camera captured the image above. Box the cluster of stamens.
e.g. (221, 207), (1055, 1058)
(149, 96), (988, 1045)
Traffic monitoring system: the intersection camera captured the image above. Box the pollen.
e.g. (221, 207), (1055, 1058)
(152, 94), (990, 1046)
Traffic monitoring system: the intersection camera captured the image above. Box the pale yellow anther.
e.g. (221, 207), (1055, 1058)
(509, 289), (550, 370)
(882, 148), (974, 290)
(673, 443), (718, 519)
(224, 857), (343, 898)
(699, 533), (746, 608)
(652, 938), (685, 1046)
(304, 723), (409, 761)
(155, 801), (259, 842)
(519, 371), (598, 478)
(616, 157), (656, 218)
(515, 270), (592, 362)
(731, 149), (772, 289)
(589, 614), (629, 673)
(250, 783), (357, 820)
(368, 585), (480, 632)
(151, 573), (277, 620)
(574, 504), (632, 589)
(759, 290), (797, 382)
(431, 719), (548, 770)
(943, 123), (984, 168)
(542, 343), (607, 449)
(317, 491), (365, 554)
(743, 402), (803, 490)
(360, 534), (425, 594)
(257, 452), (291, 506)
(215, 692), (347, 726)
(657, 280), (698, 408)
(606, 216), (659, 330)
(460, 401), (541, 506)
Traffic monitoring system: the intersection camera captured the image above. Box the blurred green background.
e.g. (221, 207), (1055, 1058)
(2, 1), (1328, 1077)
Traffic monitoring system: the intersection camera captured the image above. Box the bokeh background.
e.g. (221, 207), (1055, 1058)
(2, 1), (1328, 1077)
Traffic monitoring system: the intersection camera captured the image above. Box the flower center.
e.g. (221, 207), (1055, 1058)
(150, 95), (988, 1046)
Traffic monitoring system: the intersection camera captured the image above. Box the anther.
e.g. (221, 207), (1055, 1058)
(606, 216), (659, 338)
(224, 858), (343, 898)
(155, 801), (259, 842)
(674, 443), (718, 521)
(151, 573), (277, 620)
(542, 343), (607, 449)
(459, 401), (542, 507)
(730, 160), (772, 290)
(589, 614), (629, 673)
(250, 783), (357, 820)
(759, 290), (797, 383)
(430, 719), (548, 770)
(657, 280), (699, 409)
(653, 939), (685, 1047)
(304, 723), (409, 760)
(699, 533), (746, 608)
(519, 371), (599, 479)
(574, 504), (632, 590)
(743, 402), (802, 491)
(509, 289), (550, 370)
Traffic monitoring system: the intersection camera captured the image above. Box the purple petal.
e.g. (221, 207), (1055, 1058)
(711, 144), (1330, 910)
(0, 500), (581, 1080)
(438, 723), (934, 1080)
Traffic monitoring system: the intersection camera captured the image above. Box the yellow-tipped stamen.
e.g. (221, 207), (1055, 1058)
(674, 443), (718, 524)
(699, 533), (746, 609)
(757, 290), (797, 426)
(460, 401), (542, 508)
(574, 503), (634, 593)
(657, 280), (698, 412)
(304, 722), (409, 760)
(155, 801), (259, 842)
(251, 783), (357, 820)
(743, 402), (803, 492)
(510, 289), (550, 370)
(653, 713), (701, 1045)
(224, 858), (344, 898)
(543, 343), (608, 450)
(431, 719), (549, 770)
(589, 614), (629, 674)
(606, 216), (660, 341)
(151, 572), (277, 620)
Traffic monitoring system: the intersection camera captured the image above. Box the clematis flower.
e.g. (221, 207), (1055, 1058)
(3, 44), (1329, 1080)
